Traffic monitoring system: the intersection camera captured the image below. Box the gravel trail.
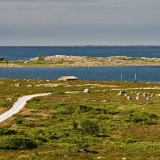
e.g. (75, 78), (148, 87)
(0, 93), (51, 123)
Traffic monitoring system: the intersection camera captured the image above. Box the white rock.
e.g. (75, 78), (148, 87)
(84, 89), (90, 93)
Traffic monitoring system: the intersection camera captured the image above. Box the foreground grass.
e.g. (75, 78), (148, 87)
(0, 79), (160, 160)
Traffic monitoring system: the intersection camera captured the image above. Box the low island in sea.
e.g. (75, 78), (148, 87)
(0, 55), (160, 67)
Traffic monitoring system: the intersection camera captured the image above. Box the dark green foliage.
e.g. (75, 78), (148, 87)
(73, 136), (89, 150)
(124, 137), (138, 144)
(0, 127), (17, 136)
(0, 136), (37, 150)
(57, 104), (76, 114)
(38, 55), (44, 61)
(14, 117), (23, 124)
(79, 105), (92, 113)
(14, 114), (24, 124)
(123, 110), (159, 125)
(80, 120), (99, 135)
(72, 121), (78, 130)
(0, 56), (4, 61)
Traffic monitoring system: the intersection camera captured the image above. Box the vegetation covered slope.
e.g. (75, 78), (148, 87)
(0, 79), (160, 160)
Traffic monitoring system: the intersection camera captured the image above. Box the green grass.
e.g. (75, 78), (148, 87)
(0, 79), (160, 159)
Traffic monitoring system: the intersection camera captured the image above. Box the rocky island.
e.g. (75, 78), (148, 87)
(0, 55), (160, 67)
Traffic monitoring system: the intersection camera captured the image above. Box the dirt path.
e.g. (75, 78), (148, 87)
(0, 93), (51, 123)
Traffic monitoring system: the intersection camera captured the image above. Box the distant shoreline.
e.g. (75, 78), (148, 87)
(0, 45), (160, 47)
(0, 55), (160, 67)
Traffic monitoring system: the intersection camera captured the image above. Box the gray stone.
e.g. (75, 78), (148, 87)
(127, 96), (131, 100)
(83, 89), (90, 93)
(15, 83), (21, 87)
(136, 96), (140, 100)
(117, 91), (125, 96)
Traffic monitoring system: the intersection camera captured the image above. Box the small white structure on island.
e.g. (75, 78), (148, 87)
(58, 76), (78, 81)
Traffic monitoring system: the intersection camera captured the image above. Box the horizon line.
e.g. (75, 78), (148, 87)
(0, 45), (160, 47)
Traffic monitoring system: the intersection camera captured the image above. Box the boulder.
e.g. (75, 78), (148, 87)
(136, 96), (140, 100)
(127, 96), (131, 100)
(146, 97), (150, 101)
(83, 89), (90, 93)
(15, 83), (21, 87)
(143, 92), (146, 97)
(117, 91), (126, 96)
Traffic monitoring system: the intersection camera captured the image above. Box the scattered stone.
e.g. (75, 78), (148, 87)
(136, 92), (141, 96)
(84, 89), (90, 93)
(155, 94), (160, 98)
(7, 98), (12, 102)
(127, 96), (131, 100)
(117, 91), (126, 96)
(15, 83), (21, 87)
(136, 96), (140, 100)
(143, 92), (146, 97)
(146, 97), (150, 101)
(27, 85), (32, 87)
(101, 100), (106, 102)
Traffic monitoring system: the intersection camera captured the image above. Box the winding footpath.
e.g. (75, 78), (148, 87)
(0, 93), (51, 123)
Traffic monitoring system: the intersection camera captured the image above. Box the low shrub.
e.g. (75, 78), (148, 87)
(78, 105), (93, 113)
(80, 119), (99, 135)
(0, 136), (37, 150)
(118, 141), (160, 152)
(123, 110), (159, 125)
(0, 127), (17, 136)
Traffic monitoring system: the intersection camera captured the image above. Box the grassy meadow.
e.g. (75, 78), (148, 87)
(0, 78), (160, 160)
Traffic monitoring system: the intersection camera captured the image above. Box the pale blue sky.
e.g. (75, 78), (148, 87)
(0, 0), (160, 46)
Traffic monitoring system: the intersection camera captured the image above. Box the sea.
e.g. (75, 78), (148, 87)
(0, 46), (160, 82)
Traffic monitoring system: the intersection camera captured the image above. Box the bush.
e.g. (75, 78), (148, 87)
(14, 117), (23, 124)
(72, 121), (78, 130)
(0, 127), (16, 136)
(0, 136), (37, 150)
(123, 110), (159, 125)
(78, 105), (92, 113)
(0, 57), (4, 61)
(38, 55), (44, 61)
(73, 136), (89, 151)
(118, 142), (160, 152)
(80, 120), (99, 135)
(56, 104), (77, 114)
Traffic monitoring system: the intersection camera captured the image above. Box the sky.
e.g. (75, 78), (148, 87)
(0, 0), (160, 46)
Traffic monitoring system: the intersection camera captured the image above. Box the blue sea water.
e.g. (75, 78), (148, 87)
(0, 66), (160, 82)
(1, 46), (160, 60)
(0, 46), (160, 82)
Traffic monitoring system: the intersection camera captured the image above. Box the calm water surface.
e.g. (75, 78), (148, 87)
(1, 46), (160, 60)
(0, 66), (160, 82)
(0, 46), (160, 82)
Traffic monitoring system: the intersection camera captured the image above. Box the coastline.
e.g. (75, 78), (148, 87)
(0, 55), (160, 67)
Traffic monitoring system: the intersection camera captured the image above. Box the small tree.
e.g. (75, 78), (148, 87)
(0, 57), (4, 61)
(80, 119), (99, 135)
(38, 55), (44, 61)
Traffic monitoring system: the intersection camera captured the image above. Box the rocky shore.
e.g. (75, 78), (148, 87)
(1, 55), (160, 67)
(30, 55), (160, 66)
